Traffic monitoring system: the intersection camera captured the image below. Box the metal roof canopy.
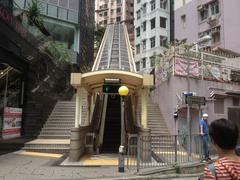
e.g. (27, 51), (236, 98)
(71, 70), (144, 94)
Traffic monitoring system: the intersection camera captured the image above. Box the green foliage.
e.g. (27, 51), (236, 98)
(94, 25), (106, 49)
(46, 41), (72, 63)
(26, 0), (43, 26)
(174, 162), (181, 174)
(23, 0), (50, 35)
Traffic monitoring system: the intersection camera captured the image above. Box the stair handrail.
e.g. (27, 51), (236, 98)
(124, 96), (138, 134)
(122, 23), (136, 72)
(92, 25), (110, 71)
(97, 94), (108, 147)
(90, 94), (103, 133)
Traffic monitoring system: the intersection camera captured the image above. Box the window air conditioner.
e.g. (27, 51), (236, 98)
(208, 15), (217, 22)
(197, 4), (203, 10)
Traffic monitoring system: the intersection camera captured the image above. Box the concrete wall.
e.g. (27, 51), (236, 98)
(174, 0), (198, 43)
(151, 75), (240, 135)
(222, 0), (240, 53)
(175, 0), (240, 53)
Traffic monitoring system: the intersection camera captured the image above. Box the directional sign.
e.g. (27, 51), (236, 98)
(186, 96), (206, 105)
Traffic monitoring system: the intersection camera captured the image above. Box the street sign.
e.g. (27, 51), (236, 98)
(103, 84), (120, 94)
(186, 96), (206, 105)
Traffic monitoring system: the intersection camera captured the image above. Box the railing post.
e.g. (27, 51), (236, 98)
(137, 135), (140, 172)
(201, 52), (204, 80)
(174, 135), (177, 164)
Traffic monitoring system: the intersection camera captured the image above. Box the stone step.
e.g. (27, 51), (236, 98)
(44, 121), (74, 125)
(23, 147), (69, 153)
(38, 135), (70, 139)
(46, 119), (75, 122)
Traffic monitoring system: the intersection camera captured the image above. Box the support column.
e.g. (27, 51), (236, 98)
(141, 88), (148, 128)
(75, 87), (83, 127)
(89, 93), (94, 124)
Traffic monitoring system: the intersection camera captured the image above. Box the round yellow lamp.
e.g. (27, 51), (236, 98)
(118, 86), (129, 96)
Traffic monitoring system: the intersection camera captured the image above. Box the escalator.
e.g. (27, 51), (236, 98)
(101, 95), (121, 153)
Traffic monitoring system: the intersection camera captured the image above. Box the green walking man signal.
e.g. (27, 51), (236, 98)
(103, 84), (121, 94)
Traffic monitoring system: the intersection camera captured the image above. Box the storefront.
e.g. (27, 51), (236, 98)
(0, 60), (26, 139)
(0, 1), (29, 139)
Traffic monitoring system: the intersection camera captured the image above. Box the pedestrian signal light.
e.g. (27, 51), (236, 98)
(103, 84), (121, 94)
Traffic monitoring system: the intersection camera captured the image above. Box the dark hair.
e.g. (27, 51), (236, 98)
(209, 118), (239, 150)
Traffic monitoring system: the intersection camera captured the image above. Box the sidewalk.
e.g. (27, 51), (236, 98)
(0, 151), (201, 180)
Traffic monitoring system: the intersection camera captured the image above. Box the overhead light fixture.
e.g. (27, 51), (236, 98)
(104, 78), (121, 84)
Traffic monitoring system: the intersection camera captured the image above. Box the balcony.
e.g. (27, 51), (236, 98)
(14, 0), (78, 24)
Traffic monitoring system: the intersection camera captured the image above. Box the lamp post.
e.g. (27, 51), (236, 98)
(186, 35), (212, 156)
(118, 85), (129, 173)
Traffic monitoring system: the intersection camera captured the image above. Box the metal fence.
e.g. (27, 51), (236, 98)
(127, 134), (216, 172)
(155, 50), (240, 85)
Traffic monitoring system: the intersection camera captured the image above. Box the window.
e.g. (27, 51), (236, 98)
(136, 44), (140, 54)
(117, 7), (121, 13)
(160, 36), (168, 46)
(142, 21), (146, 31)
(142, 39), (146, 50)
(210, 1), (219, 15)
(160, 0), (167, 9)
(181, 15), (186, 28)
(142, 58), (146, 68)
(136, 27), (140, 37)
(182, 0), (186, 5)
(211, 26), (221, 44)
(136, 10), (141, 19)
(200, 5), (209, 21)
(150, 18), (155, 29)
(233, 98), (239, 106)
(116, 16), (121, 22)
(150, 36), (155, 48)
(104, 20), (107, 25)
(136, 61), (140, 71)
(137, 0), (141, 3)
(104, 11), (108, 16)
(212, 31), (220, 44)
(150, 56), (155, 67)
(214, 98), (224, 114)
(117, 0), (121, 4)
(160, 16), (167, 28)
(150, 0), (156, 11)
(142, 3), (147, 14)
(111, 9), (114, 14)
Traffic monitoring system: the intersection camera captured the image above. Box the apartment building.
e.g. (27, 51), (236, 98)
(134, 0), (171, 73)
(95, 0), (134, 43)
(175, 0), (240, 53)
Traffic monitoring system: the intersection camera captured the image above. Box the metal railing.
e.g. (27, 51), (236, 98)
(127, 134), (216, 172)
(14, 0), (78, 24)
(155, 50), (240, 85)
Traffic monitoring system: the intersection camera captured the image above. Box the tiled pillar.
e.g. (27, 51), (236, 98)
(75, 87), (83, 127)
(141, 88), (148, 128)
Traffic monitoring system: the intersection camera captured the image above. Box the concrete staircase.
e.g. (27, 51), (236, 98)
(147, 100), (176, 158)
(147, 101), (170, 136)
(23, 101), (76, 153)
(38, 101), (75, 139)
(23, 89), (89, 153)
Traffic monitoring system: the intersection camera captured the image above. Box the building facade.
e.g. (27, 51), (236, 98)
(134, 0), (171, 73)
(175, 0), (240, 53)
(95, 0), (134, 44)
(0, 0), (94, 139)
(152, 48), (240, 135)
(14, 0), (95, 71)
